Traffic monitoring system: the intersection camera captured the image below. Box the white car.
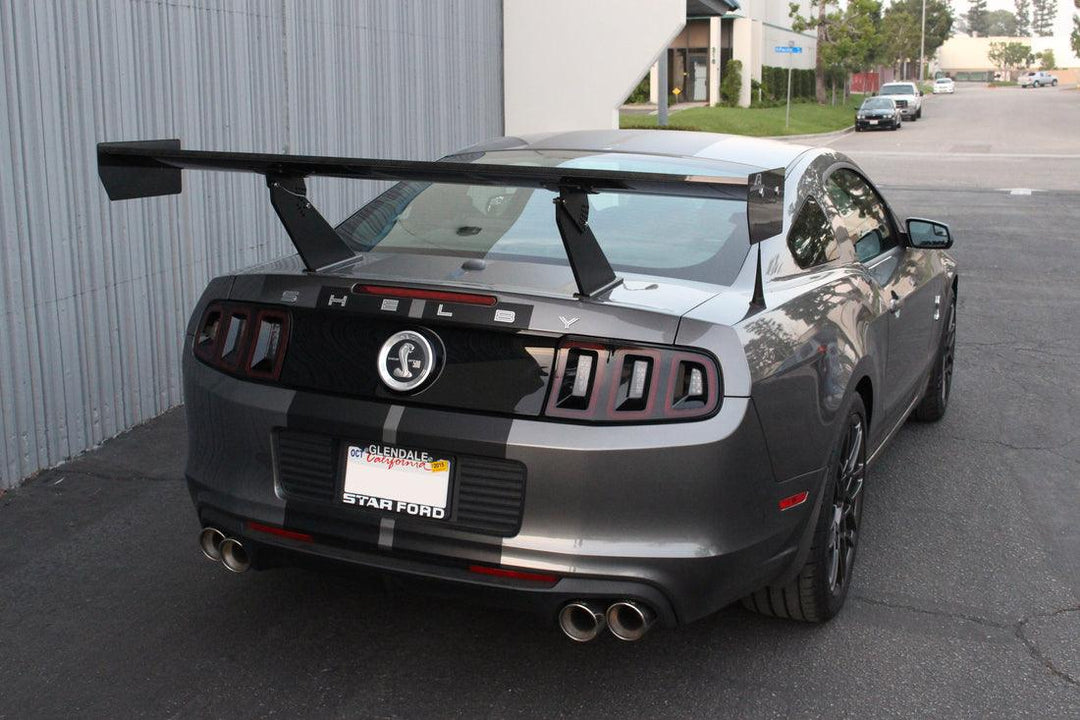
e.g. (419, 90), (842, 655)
(1019, 71), (1058, 88)
(932, 77), (955, 94)
(878, 82), (923, 120)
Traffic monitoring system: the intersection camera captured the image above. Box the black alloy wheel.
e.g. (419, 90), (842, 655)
(742, 397), (868, 622)
(826, 417), (866, 597)
(915, 293), (956, 421)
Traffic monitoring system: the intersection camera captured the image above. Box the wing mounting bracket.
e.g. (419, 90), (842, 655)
(553, 187), (619, 298)
(265, 174), (354, 271)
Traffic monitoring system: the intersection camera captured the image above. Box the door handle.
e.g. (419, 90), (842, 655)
(889, 291), (903, 317)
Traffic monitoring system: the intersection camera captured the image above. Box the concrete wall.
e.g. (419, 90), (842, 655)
(938, 35), (1080, 72)
(0, 0), (503, 489)
(503, 0), (684, 134)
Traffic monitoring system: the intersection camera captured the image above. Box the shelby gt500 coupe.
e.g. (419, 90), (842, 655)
(97, 131), (957, 642)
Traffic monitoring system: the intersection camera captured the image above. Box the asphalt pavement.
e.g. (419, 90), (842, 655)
(2, 83), (1078, 719)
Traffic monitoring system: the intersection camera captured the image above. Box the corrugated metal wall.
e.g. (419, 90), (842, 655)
(0, 0), (503, 488)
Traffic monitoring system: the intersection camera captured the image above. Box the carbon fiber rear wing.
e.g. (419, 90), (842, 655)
(97, 140), (783, 297)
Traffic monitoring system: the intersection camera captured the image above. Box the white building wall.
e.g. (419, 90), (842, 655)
(503, 0), (685, 134)
(0, 0), (503, 489)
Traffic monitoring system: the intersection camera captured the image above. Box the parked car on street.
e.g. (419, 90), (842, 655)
(878, 81), (923, 120)
(932, 77), (955, 94)
(855, 96), (902, 131)
(97, 131), (958, 641)
(1019, 71), (1058, 88)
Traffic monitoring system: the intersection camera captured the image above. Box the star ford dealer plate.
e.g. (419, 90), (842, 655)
(342, 443), (451, 519)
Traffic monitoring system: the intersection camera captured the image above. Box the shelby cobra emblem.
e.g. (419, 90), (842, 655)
(378, 330), (436, 392)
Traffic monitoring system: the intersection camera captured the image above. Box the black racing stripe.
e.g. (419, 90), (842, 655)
(393, 407), (516, 561)
(391, 526), (502, 566)
(281, 392), (392, 545)
(392, 406), (514, 460)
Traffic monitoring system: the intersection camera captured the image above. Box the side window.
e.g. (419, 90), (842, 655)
(825, 169), (897, 263)
(787, 197), (837, 269)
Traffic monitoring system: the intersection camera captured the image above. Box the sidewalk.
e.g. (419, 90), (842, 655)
(619, 101), (708, 116)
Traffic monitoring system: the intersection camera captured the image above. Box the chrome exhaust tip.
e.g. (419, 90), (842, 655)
(606, 601), (655, 642)
(199, 527), (226, 562)
(558, 601), (607, 642)
(219, 537), (252, 573)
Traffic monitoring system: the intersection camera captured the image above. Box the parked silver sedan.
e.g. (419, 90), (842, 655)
(97, 130), (958, 641)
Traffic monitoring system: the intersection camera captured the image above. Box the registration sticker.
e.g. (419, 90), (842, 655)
(342, 444), (451, 519)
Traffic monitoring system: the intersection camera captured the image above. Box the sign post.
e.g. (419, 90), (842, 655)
(775, 42), (803, 130)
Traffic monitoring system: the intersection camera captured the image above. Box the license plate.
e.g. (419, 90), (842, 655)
(869, 120), (878, 125)
(342, 443), (451, 519)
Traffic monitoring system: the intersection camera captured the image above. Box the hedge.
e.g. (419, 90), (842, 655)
(759, 66), (816, 103)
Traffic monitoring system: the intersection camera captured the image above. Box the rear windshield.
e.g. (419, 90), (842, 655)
(862, 98), (894, 110)
(336, 150), (752, 290)
(879, 84), (915, 95)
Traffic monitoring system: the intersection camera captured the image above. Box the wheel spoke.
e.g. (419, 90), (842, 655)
(829, 415), (865, 594)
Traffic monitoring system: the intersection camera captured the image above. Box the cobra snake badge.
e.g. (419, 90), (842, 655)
(392, 342), (416, 378)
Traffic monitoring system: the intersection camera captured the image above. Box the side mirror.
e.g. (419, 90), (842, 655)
(906, 218), (952, 249)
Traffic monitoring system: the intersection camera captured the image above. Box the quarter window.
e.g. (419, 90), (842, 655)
(825, 169), (897, 263)
(787, 197), (836, 269)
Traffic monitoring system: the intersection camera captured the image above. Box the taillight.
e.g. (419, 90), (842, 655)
(544, 340), (721, 423)
(193, 302), (291, 380)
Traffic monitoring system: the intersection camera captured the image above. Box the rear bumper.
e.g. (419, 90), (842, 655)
(184, 356), (823, 625)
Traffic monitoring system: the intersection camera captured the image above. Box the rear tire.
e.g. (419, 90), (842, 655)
(742, 397), (867, 623)
(914, 293), (956, 422)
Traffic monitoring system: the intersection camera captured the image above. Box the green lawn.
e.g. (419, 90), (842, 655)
(620, 96), (866, 137)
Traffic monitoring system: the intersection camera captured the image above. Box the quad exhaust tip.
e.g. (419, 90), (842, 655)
(199, 527), (226, 562)
(200, 528), (252, 573)
(606, 601), (655, 642)
(220, 537), (252, 573)
(558, 602), (606, 642)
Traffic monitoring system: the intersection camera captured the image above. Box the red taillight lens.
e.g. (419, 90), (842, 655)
(352, 284), (497, 306)
(246, 521), (314, 542)
(544, 340), (721, 423)
(467, 564), (559, 584)
(193, 302), (291, 380)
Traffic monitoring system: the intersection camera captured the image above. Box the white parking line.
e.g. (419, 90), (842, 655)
(844, 151), (1080, 160)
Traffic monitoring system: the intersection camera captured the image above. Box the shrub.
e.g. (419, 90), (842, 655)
(721, 59), (743, 106)
(626, 74), (650, 104)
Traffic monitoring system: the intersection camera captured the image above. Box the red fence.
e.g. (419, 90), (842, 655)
(850, 72), (880, 94)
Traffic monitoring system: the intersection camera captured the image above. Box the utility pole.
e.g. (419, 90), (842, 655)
(785, 40), (794, 130)
(919, 0), (926, 82)
(658, 51), (669, 127)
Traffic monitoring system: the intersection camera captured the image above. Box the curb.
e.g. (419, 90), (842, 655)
(763, 125), (855, 143)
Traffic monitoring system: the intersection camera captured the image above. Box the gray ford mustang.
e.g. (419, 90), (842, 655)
(97, 130), (957, 642)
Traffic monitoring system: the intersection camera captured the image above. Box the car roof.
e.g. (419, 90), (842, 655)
(456, 130), (813, 174)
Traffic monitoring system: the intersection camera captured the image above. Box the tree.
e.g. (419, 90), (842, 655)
(1038, 48), (1056, 68)
(819, 0), (884, 99)
(986, 9), (1019, 35)
(1015, 0), (1032, 35)
(789, 2), (835, 104)
(987, 40), (1032, 76)
(1032, 0), (1058, 36)
(882, 0), (954, 77)
(1074, 1), (1080, 60)
(968, 0), (990, 36)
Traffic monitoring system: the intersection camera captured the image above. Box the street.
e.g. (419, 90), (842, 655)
(2, 84), (1078, 719)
